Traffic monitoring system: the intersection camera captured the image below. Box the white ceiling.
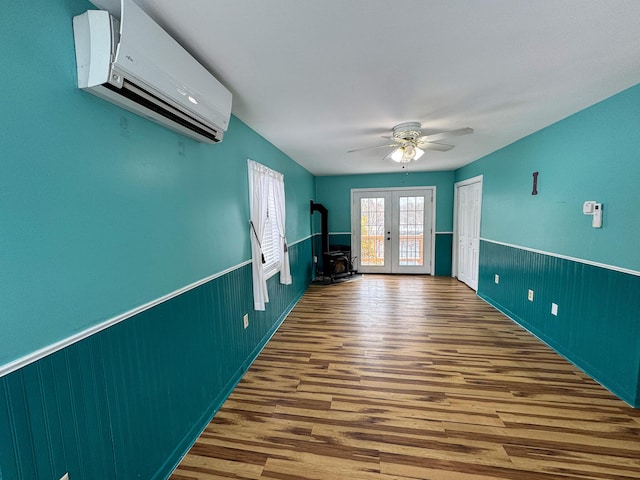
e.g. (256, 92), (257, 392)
(98, 1), (640, 176)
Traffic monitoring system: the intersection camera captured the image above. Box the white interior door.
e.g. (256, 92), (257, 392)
(454, 177), (482, 290)
(352, 188), (434, 275)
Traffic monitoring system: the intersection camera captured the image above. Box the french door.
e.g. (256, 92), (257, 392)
(454, 176), (482, 290)
(351, 187), (434, 274)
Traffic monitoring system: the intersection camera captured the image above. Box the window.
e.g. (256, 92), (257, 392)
(248, 160), (291, 311)
(262, 183), (280, 279)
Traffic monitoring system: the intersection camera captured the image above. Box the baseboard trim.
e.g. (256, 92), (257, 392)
(477, 291), (638, 409)
(159, 285), (307, 479)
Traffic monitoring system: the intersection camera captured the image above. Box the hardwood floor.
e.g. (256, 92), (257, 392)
(170, 275), (640, 480)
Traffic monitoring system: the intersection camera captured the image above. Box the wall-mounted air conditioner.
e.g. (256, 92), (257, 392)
(73, 0), (232, 143)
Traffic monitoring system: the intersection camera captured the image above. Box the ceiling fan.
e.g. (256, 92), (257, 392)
(348, 122), (473, 164)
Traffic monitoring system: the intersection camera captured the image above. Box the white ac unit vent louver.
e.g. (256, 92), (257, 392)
(73, 0), (232, 143)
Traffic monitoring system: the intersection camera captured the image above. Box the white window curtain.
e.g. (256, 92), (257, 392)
(248, 160), (270, 310)
(248, 160), (291, 311)
(273, 173), (292, 285)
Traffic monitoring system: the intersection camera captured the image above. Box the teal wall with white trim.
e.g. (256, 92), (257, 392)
(0, 0), (314, 477)
(456, 84), (640, 272)
(1, 0), (639, 478)
(1, 245), (312, 479)
(0, 0), (314, 368)
(315, 171), (455, 233)
(314, 171), (456, 275)
(456, 83), (640, 406)
(477, 241), (640, 406)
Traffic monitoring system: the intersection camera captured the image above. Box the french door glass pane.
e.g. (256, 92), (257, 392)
(360, 197), (385, 266)
(398, 195), (424, 266)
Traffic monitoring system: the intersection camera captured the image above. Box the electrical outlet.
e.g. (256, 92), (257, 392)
(60, 474), (69, 480)
(528, 289), (534, 302)
(243, 314), (249, 329)
(494, 274), (499, 284)
(313, 255), (318, 263)
(551, 303), (558, 316)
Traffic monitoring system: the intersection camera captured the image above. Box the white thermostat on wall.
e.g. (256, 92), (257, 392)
(583, 200), (602, 228)
(583, 201), (596, 214)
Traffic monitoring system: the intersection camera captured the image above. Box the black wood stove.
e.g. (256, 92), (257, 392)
(310, 201), (356, 283)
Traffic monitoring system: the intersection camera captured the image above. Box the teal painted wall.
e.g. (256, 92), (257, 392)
(0, 0), (315, 477)
(456, 84), (640, 272)
(478, 241), (640, 406)
(314, 171), (455, 275)
(434, 234), (453, 276)
(456, 84), (640, 406)
(2, 4), (638, 480)
(0, 0), (314, 368)
(315, 171), (456, 233)
(0, 240), (312, 479)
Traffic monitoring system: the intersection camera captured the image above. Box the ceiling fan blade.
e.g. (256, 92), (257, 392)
(347, 143), (397, 153)
(419, 127), (473, 143)
(416, 142), (454, 152)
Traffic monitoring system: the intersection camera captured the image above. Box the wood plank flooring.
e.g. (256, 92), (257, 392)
(170, 275), (640, 480)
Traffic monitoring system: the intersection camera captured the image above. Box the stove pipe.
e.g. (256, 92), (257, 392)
(310, 200), (329, 273)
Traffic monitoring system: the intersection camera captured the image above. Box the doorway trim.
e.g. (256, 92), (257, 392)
(452, 175), (483, 286)
(350, 186), (436, 275)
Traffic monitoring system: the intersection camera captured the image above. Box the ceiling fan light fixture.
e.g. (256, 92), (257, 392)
(348, 122), (472, 166)
(403, 145), (416, 160)
(391, 144), (424, 163)
(390, 147), (405, 162)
